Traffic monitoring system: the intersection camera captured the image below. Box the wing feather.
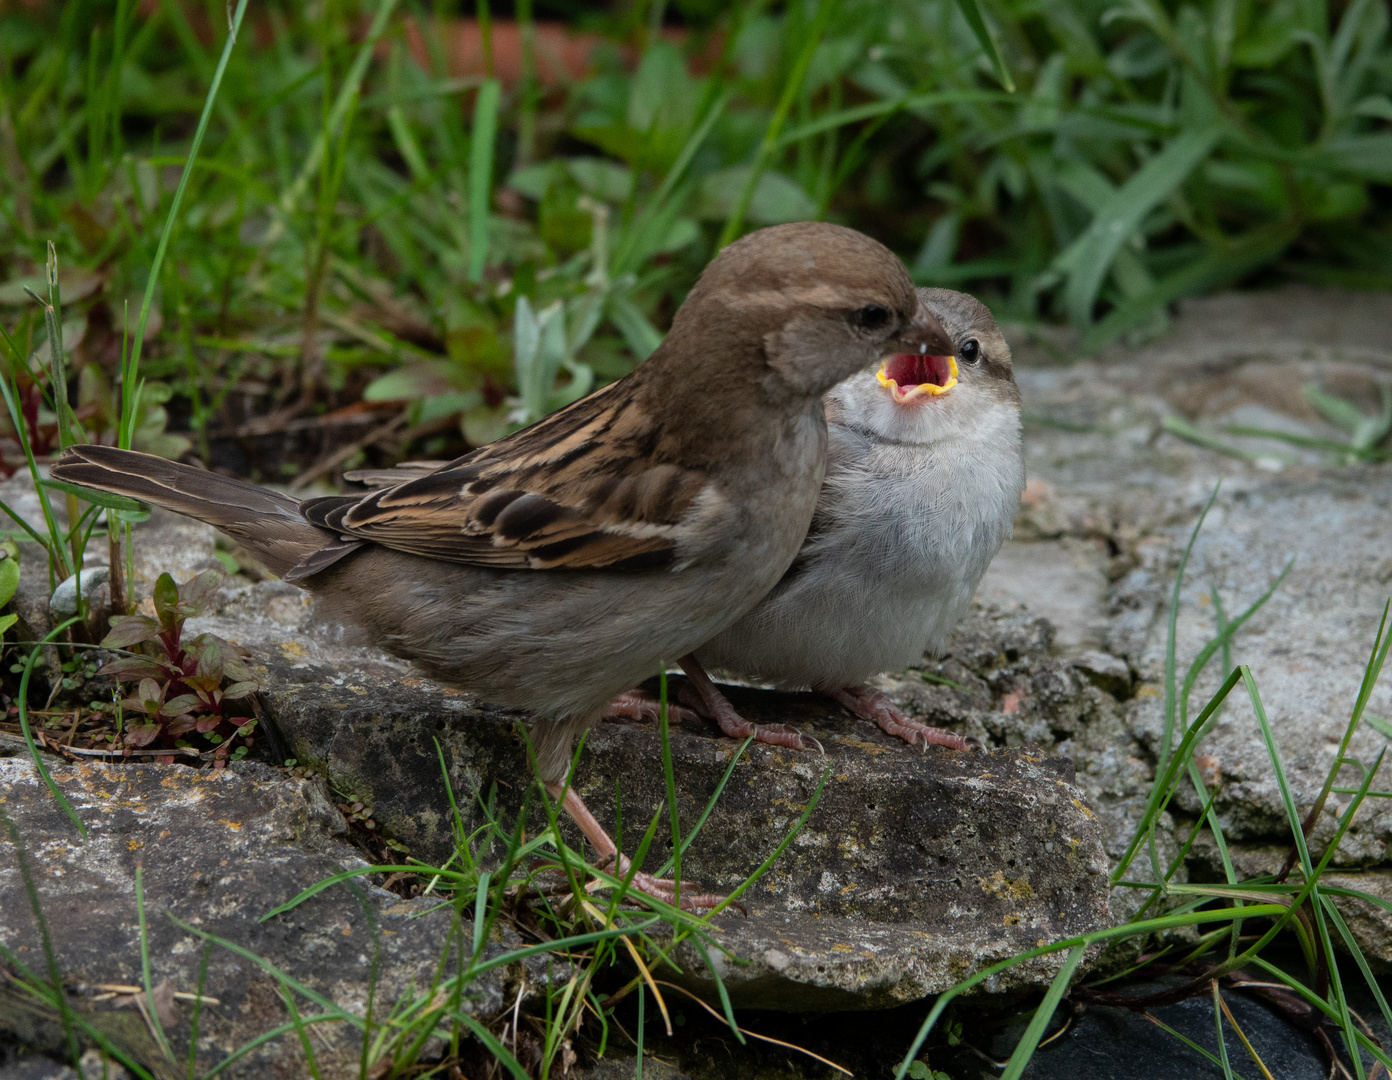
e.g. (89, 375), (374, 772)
(290, 379), (723, 574)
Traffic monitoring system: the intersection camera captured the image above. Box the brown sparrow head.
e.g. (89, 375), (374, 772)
(674, 222), (949, 402)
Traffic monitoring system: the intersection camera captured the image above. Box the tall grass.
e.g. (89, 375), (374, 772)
(2, 0), (1388, 484)
(0, 683), (832, 1079)
(897, 506), (1392, 1080)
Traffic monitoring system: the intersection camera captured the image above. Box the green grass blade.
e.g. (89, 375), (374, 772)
(41, 479), (146, 513)
(1113, 666), (1243, 884)
(1064, 125), (1224, 329)
(999, 944), (1085, 1080)
(528, 728), (592, 904)
(0, 952), (160, 1079)
(607, 293), (664, 360)
(1310, 895), (1365, 1080)
(274, 0), (400, 220)
(1322, 893), (1392, 1039)
(0, 330), (75, 580)
(260, 864), (440, 921)
(187, 941), (211, 1079)
(277, 980), (323, 1080)
(515, 0), (537, 163)
(717, 0), (838, 247)
(454, 1011), (530, 1080)
(1240, 666), (1314, 872)
(1080, 228), (1294, 353)
(40, 246), (77, 451)
(470, 870), (490, 963)
(605, 801), (666, 921)
(656, 735), (754, 878)
(892, 904), (1290, 1079)
(953, 0), (1015, 91)
(1248, 957), (1392, 1071)
(703, 762), (831, 919)
(1343, 602), (1391, 736)
(613, 89), (731, 274)
(1303, 382), (1367, 436)
(779, 90), (1015, 148)
(0, 806), (81, 1064)
(433, 735), (473, 867)
(1163, 415), (1290, 465)
(1212, 980), (1236, 1080)
(196, 1014), (344, 1080)
(1186, 755), (1240, 895)
(16, 618), (87, 837)
(1222, 425), (1373, 458)
(466, 920), (663, 980)
(1181, 557), (1293, 731)
(635, 982), (646, 1080)
(170, 915), (362, 1028)
(658, 667), (682, 910)
(1159, 485), (1219, 786)
(1145, 1010), (1250, 1080)
(121, 0), (251, 449)
(1282, 603), (1392, 877)
(135, 863), (174, 1062)
(684, 934), (745, 1044)
(467, 78), (500, 283)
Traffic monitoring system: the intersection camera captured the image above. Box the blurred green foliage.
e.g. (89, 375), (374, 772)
(0, 0), (1388, 458)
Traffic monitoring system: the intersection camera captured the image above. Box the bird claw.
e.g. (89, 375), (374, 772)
(830, 685), (980, 753)
(676, 685), (813, 751)
(603, 689), (702, 726)
(597, 855), (732, 912)
(553, 787), (731, 913)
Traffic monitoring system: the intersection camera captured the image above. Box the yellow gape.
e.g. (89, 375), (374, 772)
(876, 354), (958, 403)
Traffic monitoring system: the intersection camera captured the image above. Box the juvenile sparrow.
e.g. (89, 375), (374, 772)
(52, 222), (953, 906)
(671, 288), (1024, 751)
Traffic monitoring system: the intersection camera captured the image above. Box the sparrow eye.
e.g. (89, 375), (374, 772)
(851, 304), (891, 331)
(959, 338), (980, 364)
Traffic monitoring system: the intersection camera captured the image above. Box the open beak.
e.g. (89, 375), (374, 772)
(876, 308), (958, 404)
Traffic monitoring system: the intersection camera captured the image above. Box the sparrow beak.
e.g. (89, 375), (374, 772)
(876, 308), (958, 404)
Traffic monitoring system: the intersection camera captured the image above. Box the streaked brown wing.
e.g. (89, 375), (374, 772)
(301, 381), (714, 571)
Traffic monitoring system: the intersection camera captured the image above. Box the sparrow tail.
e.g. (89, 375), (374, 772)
(50, 445), (333, 577)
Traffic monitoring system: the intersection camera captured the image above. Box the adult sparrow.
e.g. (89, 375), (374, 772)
(52, 222), (953, 906)
(672, 287), (1024, 752)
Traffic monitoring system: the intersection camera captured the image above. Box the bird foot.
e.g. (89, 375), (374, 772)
(551, 784), (732, 913)
(596, 854), (731, 912)
(675, 685), (815, 751)
(829, 685), (983, 753)
(603, 689), (703, 726)
(677, 655), (823, 753)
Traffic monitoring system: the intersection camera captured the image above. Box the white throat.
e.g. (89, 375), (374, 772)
(830, 369), (1015, 448)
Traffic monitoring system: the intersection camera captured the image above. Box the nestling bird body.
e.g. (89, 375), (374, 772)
(692, 288), (1024, 748)
(53, 222), (953, 904)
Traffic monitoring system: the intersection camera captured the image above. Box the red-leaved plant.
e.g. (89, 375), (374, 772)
(99, 569), (259, 766)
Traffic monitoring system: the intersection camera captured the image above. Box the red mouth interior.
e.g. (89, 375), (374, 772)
(884, 352), (953, 387)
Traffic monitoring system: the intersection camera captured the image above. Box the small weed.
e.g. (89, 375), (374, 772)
(99, 569), (259, 765)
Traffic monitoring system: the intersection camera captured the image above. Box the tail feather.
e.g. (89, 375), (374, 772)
(50, 446), (333, 577)
(341, 461), (445, 488)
